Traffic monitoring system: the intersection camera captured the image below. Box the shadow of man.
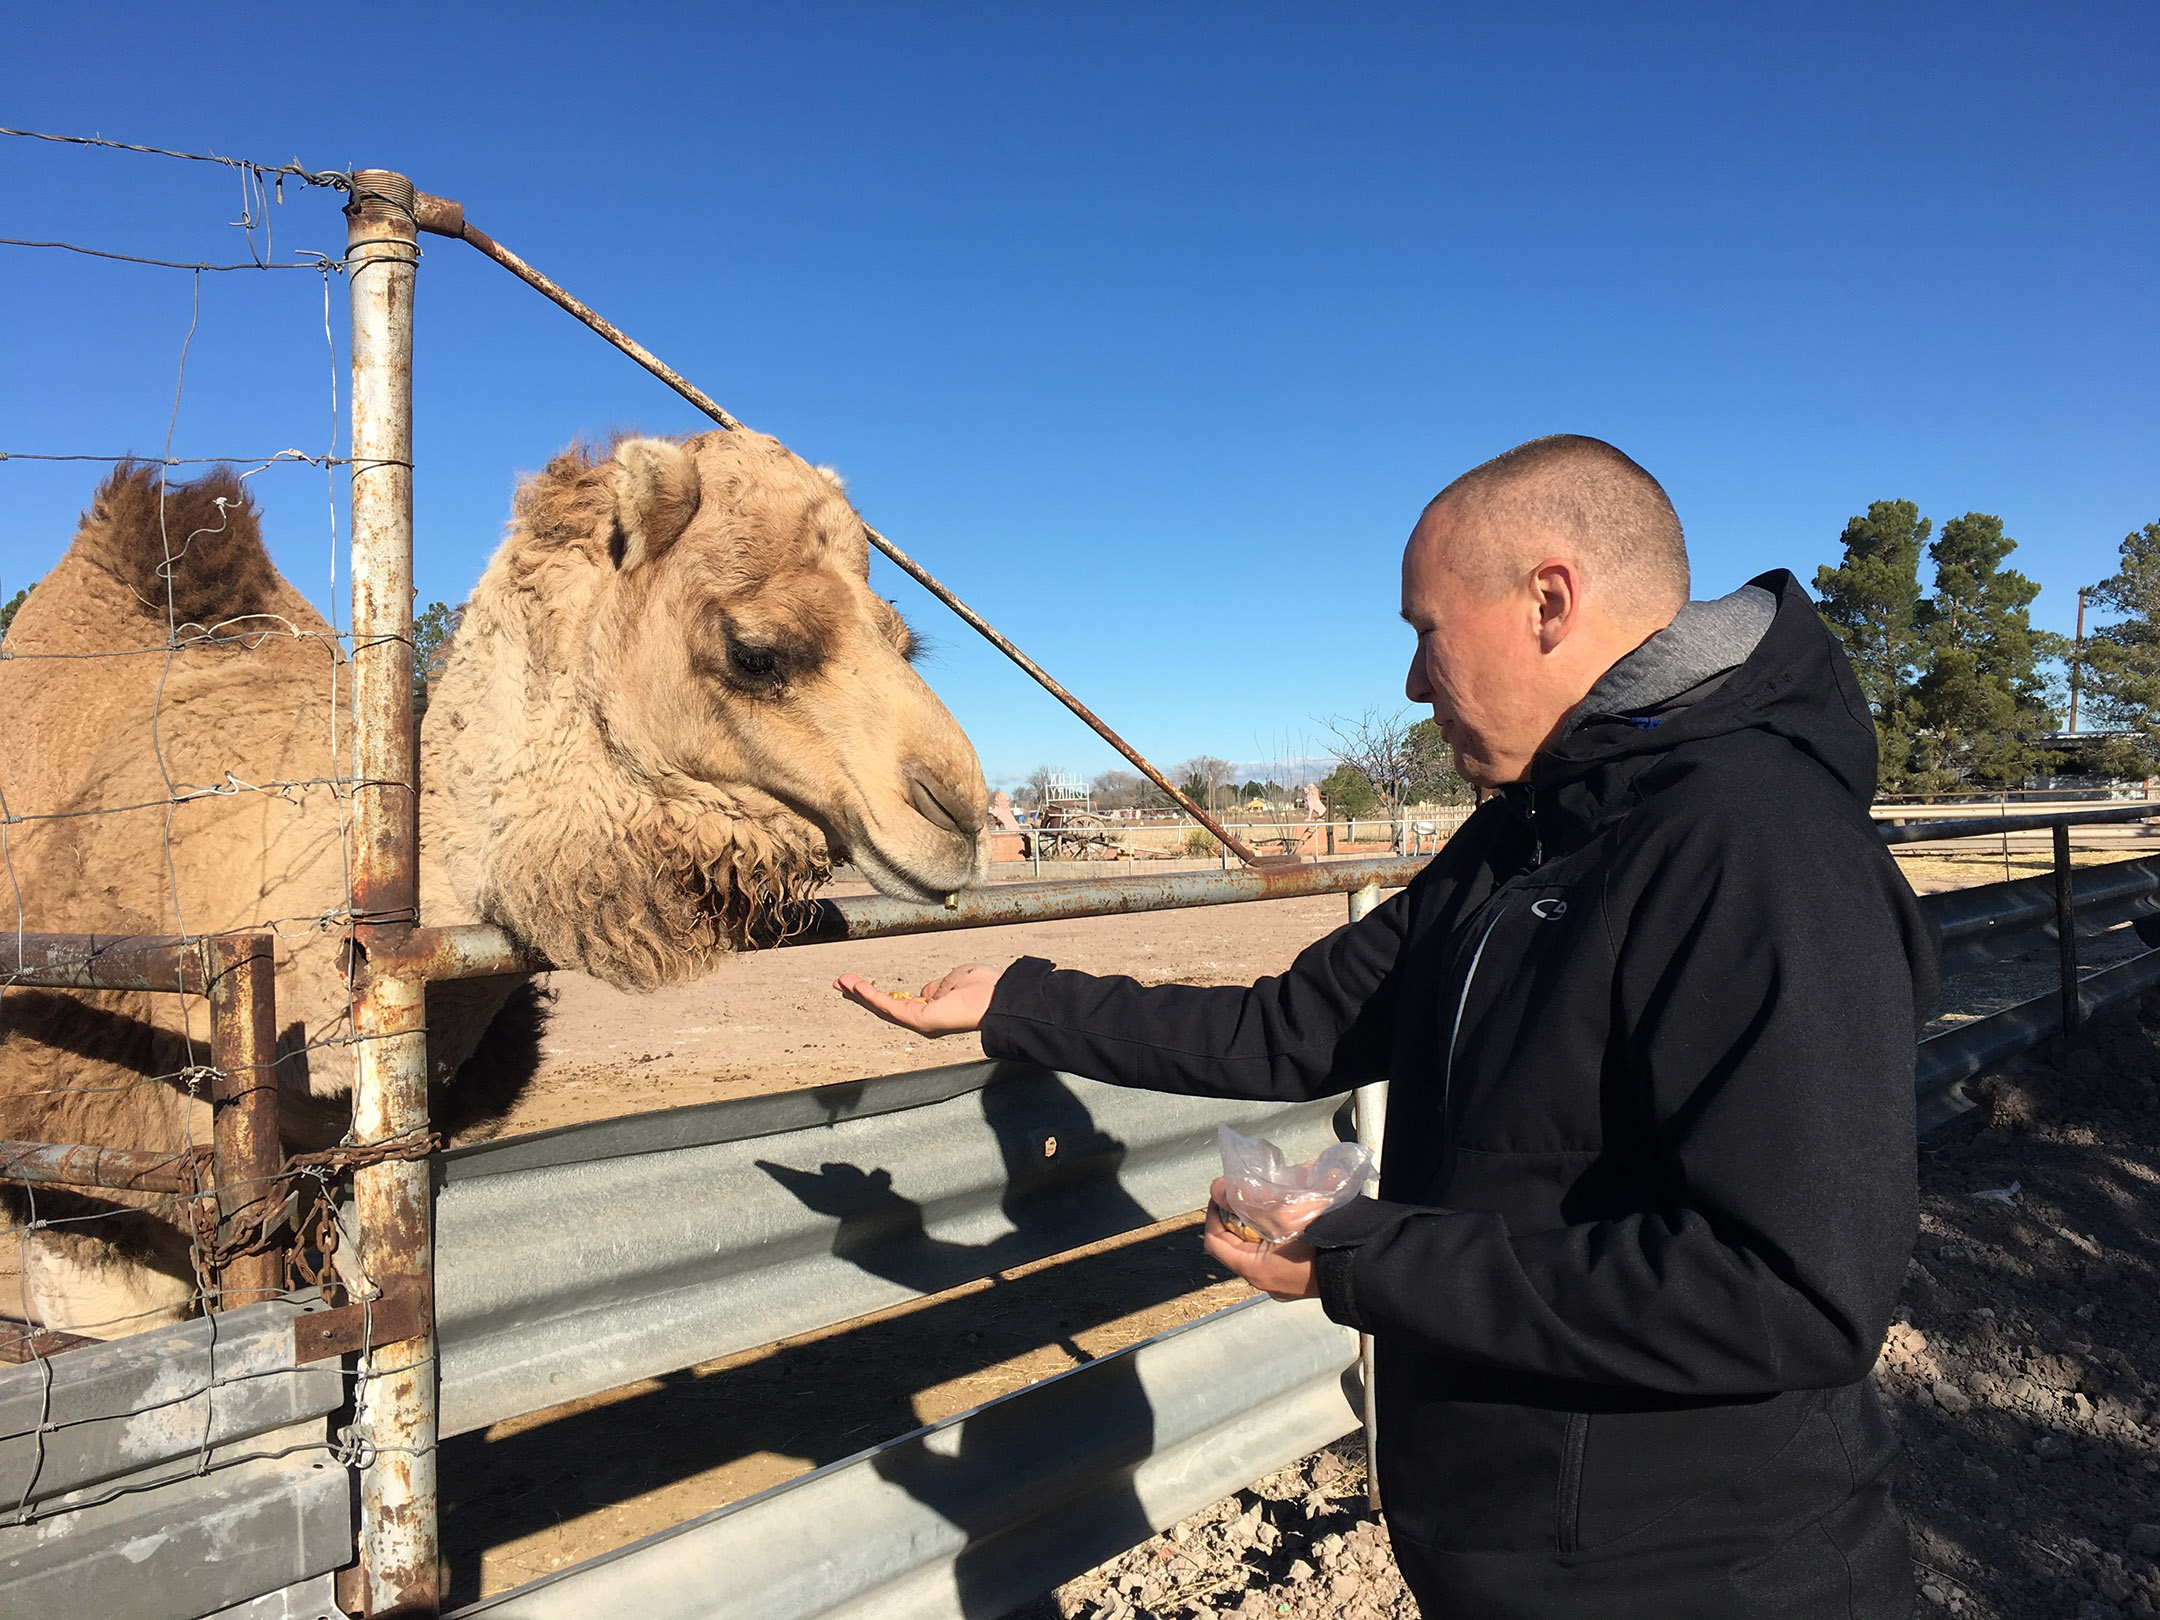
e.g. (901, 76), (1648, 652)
(756, 1064), (1173, 1615)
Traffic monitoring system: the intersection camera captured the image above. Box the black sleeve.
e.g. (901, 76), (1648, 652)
(1304, 801), (1930, 1395)
(979, 881), (1415, 1103)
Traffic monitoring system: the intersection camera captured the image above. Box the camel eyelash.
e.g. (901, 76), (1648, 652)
(727, 643), (779, 680)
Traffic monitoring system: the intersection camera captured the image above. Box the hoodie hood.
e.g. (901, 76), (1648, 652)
(1563, 583), (1779, 733)
(1532, 570), (1880, 816)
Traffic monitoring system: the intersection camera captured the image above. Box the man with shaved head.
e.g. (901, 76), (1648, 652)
(841, 435), (1934, 1618)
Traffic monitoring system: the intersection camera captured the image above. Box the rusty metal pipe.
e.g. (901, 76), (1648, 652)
(410, 191), (1274, 867)
(204, 935), (285, 1311)
(0, 1139), (205, 1195)
(360, 856), (1434, 984)
(347, 167), (441, 1619)
(0, 931), (212, 992)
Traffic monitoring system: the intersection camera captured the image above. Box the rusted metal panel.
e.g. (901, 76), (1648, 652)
(0, 1138), (205, 1194)
(294, 1280), (432, 1365)
(0, 1316), (101, 1364)
(206, 935), (286, 1310)
(346, 166), (441, 1619)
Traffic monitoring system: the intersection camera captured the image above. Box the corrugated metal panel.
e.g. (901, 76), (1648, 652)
(1929, 856), (2160, 974)
(448, 1295), (1358, 1620)
(0, 1421), (349, 1620)
(1915, 947), (2160, 1130)
(435, 1060), (1343, 1436)
(201, 1573), (341, 1620)
(0, 1299), (345, 1509)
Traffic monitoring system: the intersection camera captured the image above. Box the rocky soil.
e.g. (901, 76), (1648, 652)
(1017, 1438), (1414, 1620)
(1022, 989), (2160, 1620)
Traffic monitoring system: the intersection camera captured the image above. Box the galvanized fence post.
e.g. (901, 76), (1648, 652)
(2056, 822), (2082, 1036)
(1345, 879), (1387, 1511)
(346, 168), (439, 1616)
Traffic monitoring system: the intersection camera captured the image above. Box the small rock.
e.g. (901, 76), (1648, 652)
(2128, 1524), (2160, 1559)
(2077, 1602), (2121, 1620)
(1932, 1379), (1974, 1415)
(2037, 1432), (2076, 1461)
(1329, 1570), (1365, 1601)
(1920, 1583), (1947, 1606)
(1255, 1519), (1279, 1553)
(2007, 1375), (2037, 1404)
(1287, 1559), (1315, 1583)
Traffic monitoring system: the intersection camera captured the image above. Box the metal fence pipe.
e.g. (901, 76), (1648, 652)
(372, 856), (1435, 985)
(2055, 824), (2082, 1036)
(205, 935), (286, 1310)
(0, 1140), (204, 1195)
(1343, 880), (1386, 1513)
(0, 931), (211, 993)
(1879, 803), (2155, 844)
(346, 166), (439, 1618)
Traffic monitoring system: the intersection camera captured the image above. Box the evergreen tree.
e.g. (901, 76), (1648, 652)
(0, 581), (33, 644)
(1813, 501), (1927, 786)
(1908, 513), (2056, 789)
(2081, 520), (2160, 771)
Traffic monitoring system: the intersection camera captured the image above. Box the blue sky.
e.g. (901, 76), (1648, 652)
(3, 4), (2154, 787)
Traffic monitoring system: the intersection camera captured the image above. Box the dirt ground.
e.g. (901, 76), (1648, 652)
(457, 833), (2155, 1147)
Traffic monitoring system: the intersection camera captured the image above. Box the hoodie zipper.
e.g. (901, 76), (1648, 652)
(1442, 902), (1509, 1128)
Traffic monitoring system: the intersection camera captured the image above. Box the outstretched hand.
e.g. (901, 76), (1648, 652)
(834, 962), (1004, 1037)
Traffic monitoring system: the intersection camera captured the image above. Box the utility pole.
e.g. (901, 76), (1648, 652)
(2070, 588), (2087, 733)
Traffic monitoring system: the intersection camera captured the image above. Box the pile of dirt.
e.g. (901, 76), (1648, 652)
(1023, 990), (2160, 1620)
(1019, 1438), (1414, 1620)
(1881, 992), (2160, 1618)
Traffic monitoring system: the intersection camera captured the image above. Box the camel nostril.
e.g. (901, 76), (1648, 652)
(906, 773), (971, 837)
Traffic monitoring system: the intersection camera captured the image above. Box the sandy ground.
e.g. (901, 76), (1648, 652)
(463, 888), (1358, 1142)
(461, 832), (2157, 1148)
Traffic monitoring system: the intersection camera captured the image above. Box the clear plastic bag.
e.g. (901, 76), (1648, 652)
(1210, 1125), (1374, 1246)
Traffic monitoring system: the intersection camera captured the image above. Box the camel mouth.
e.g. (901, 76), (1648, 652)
(840, 780), (990, 903)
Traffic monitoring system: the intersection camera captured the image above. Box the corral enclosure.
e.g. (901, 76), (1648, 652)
(6, 138), (2160, 1620)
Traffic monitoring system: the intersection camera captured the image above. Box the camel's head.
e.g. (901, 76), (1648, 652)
(582, 430), (990, 903)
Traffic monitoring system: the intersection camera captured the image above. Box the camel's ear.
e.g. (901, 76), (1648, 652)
(609, 438), (702, 570)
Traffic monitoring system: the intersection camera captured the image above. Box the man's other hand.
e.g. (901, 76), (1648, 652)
(1202, 1178), (1320, 1301)
(834, 963), (1003, 1036)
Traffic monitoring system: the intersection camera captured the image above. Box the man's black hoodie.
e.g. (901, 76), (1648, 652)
(981, 573), (1939, 1618)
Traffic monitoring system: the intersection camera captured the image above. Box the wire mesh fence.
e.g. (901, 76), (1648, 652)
(0, 136), (424, 1578)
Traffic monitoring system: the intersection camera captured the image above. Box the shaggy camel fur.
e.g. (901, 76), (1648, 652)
(0, 432), (989, 1335)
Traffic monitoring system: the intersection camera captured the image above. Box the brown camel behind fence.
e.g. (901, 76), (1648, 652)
(0, 431), (990, 1337)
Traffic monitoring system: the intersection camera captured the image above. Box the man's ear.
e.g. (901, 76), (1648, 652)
(610, 438), (702, 570)
(1532, 559), (1583, 652)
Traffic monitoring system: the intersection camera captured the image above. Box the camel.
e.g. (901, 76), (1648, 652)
(0, 430), (990, 1337)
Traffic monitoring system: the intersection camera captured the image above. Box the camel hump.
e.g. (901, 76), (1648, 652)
(78, 462), (280, 628)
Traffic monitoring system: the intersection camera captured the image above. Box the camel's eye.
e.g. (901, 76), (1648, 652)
(728, 643), (779, 681)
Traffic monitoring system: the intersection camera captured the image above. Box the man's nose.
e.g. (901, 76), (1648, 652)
(1405, 650), (1433, 704)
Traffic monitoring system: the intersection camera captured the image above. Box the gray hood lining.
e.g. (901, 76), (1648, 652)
(1565, 584), (1779, 732)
